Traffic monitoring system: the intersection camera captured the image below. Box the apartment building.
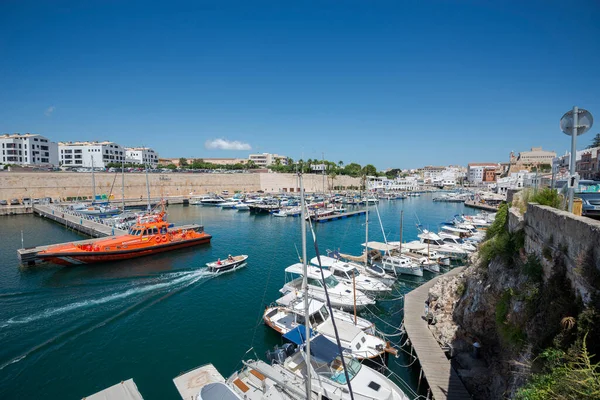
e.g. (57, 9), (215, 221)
(0, 133), (59, 166)
(59, 141), (125, 168)
(125, 147), (159, 167)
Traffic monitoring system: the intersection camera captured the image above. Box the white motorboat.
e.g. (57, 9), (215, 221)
(437, 234), (477, 252)
(73, 203), (121, 217)
(327, 250), (396, 286)
(206, 255), (248, 273)
(220, 201), (241, 209)
(280, 263), (375, 311)
(417, 230), (469, 260)
(398, 242), (446, 271)
(265, 292), (375, 334)
(272, 210), (288, 217)
(363, 241), (424, 276)
(189, 195), (211, 205)
(234, 203), (250, 211)
(310, 256), (392, 294)
(201, 196), (226, 206)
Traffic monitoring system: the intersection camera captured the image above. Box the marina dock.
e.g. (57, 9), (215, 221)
(18, 204), (202, 266)
(313, 209), (366, 222)
(403, 267), (471, 400)
(464, 200), (499, 212)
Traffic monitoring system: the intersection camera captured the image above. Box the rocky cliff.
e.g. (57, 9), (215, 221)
(425, 202), (600, 399)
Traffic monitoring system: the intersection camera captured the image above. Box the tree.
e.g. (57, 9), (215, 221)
(166, 164), (177, 170)
(343, 163), (362, 177)
(179, 157), (189, 167)
(587, 133), (600, 149)
(362, 164), (377, 177)
(385, 168), (402, 179)
(328, 171), (337, 191)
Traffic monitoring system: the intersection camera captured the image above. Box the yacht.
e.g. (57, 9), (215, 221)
(280, 263), (375, 311)
(264, 296), (395, 361)
(416, 230), (469, 260)
(234, 203), (250, 211)
(189, 195), (211, 205)
(200, 196), (226, 206)
(310, 256), (392, 294)
(265, 292), (375, 335)
(363, 242), (424, 276)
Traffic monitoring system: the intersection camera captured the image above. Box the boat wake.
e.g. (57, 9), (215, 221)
(1, 269), (213, 327)
(0, 268), (215, 371)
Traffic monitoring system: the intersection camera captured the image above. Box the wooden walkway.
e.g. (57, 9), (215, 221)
(404, 267), (471, 400)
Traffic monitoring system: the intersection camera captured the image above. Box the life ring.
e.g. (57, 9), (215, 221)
(93, 245), (100, 252)
(162, 235), (167, 242)
(155, 236), (161, 243)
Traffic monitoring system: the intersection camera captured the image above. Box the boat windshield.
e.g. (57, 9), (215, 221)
(323, 275), (339, 288)
(351, 268), (360, 277)
(318, 305), (330, 321)
(330, 357), (362, 384)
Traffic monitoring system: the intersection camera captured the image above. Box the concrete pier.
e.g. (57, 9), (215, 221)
(313, 209), (366, 222)
(403, 267), (471, 400)
(0, 205), (33, 215)
(464, 200), (499, 212)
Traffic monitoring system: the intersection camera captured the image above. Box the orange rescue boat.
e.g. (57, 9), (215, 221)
(38, 211), (211, 266)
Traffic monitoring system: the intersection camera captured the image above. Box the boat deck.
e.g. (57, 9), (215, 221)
(172, 364), (225, 400)
(403, 266), (472, 400)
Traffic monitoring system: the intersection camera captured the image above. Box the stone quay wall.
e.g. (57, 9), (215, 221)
(0, 172), (361, 201)
(509, 203), (600, 304)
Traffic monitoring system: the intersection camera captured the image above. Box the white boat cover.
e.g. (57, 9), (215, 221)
(310, 256), (336, 267)
(284, 263), (333, 279)
(441, 225), (470, 233)
(361, 241), (397, 251)
(399, 242), (426, 251)
(172, 364), (225, 400)
(275, 291), (299, 306)
(318, 318), (361, 343)
(84, 379), (144, 400)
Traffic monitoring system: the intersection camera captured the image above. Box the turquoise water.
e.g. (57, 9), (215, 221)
(0, 194), (475, 399)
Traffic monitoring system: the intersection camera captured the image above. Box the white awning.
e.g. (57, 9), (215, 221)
(361, 241), (398, 251)
(84, 379), (144, 400)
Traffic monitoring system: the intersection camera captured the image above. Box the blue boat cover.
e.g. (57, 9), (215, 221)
(306, 335), (341, 363)
(283, 325), (314, 345)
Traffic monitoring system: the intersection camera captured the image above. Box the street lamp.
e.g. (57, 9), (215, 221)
(560, 106), (593, 212)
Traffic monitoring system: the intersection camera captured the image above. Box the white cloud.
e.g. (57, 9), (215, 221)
(204, 138), (252, 151)
(44, 106), (55, 116)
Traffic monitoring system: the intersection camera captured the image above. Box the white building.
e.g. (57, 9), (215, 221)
(369, 176), (419, 191)
(125, 147), (159, 167)
(58, 141), (125, 169)
(0, 133), (59, 167)
(248, 153), (288, 167)
(422, 166), (461, 187)
(467, 163), (498, 184)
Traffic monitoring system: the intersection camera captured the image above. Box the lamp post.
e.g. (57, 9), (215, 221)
(560, 107), (593, 212)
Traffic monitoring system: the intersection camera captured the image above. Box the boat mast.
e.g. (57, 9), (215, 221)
(145, 162), (151, 211)
(91, 156), (97, 202)
(364, 190), (369, 267)
(399, 209), (403, 254)
(121, 157), (125, 212)
(299, 172), (311, 398)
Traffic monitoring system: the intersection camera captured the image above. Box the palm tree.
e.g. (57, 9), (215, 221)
(328, 171), (337, 192)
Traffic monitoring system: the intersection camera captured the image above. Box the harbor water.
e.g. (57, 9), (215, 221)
(0, 193), (477, 399)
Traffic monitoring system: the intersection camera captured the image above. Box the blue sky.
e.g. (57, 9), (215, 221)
(1, 1), (599, 169)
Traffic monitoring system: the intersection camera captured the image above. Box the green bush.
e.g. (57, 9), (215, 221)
(530, 188), (563, 210)
(486, 203), (509, 240)
(516, 336), (600, 400)
(495, 290), (526, 347)
(523, 255), (544, 283)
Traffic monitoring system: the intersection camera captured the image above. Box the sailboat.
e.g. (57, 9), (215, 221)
(74, 157), (120, 217)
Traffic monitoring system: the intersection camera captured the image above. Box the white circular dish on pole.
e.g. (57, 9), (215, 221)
(560, 108), (593, 136)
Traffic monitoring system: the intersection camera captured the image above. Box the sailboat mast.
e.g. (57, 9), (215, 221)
(299, 173), (311, 398)
(399, 209), (403, 253)
(145, 163), (151, 211)
(121, 157), (125, 211)
(91, 156), (96, 201)
(364, 200), (369, 267)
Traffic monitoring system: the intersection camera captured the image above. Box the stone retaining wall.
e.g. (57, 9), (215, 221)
(0, 172), (362, 200)
(523, 204), (600, 303)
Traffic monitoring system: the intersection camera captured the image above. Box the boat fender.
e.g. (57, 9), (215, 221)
(155, 236), (161, 243)
(93, 245), (100, 251)
(162, 235), (167, 242)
